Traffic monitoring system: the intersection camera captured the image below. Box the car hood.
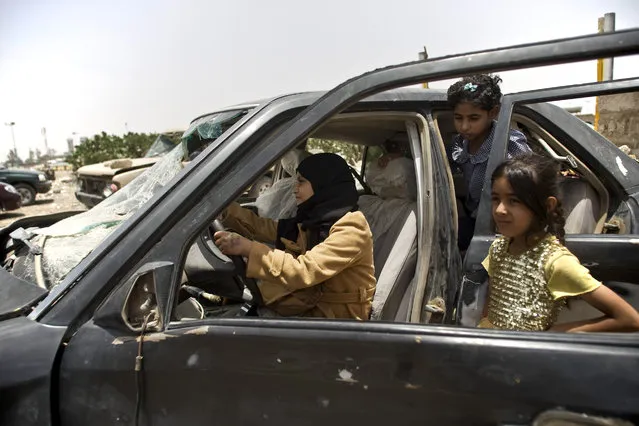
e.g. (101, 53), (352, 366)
(77, 158), (159, 177)
(3, 147), (186, 288)
(0, 169), (41, 178)
(0, 267), (47, 321)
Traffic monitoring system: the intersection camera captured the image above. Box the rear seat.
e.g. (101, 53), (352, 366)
(559, 177), (601, 234)
(358, 156), (418, 320)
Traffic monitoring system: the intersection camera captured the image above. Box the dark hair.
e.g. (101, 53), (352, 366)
(447, 74), (503, 111)
(491, 154), (566, 244)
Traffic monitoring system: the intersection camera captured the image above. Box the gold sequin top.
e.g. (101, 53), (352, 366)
(482, 235), (570, 331)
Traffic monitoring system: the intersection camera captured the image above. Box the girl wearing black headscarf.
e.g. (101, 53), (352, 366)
(215, 153), (376, 320)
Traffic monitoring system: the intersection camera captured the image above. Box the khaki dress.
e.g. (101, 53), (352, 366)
(222, 203), (376, 320)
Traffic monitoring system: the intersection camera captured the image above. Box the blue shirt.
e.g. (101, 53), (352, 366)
(451, 121), (531, 216)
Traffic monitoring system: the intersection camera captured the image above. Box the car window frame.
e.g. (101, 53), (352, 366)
(458, 78), (639, 328)
(474, 77), (639, 238)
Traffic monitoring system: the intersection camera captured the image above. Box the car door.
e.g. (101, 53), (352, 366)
(460, 78), (639, 326)
(57, 107), (447, 425)
(54, 31), (639, 426)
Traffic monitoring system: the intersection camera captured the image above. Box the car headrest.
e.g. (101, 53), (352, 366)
(365, 157), (417, 200)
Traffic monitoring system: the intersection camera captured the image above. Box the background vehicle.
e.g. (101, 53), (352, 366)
(0, 167), (51, 206)
(74, 132), (183, 208)
(1, 31), (639, 426)
(75, 130), (273, 208)
(0, 182), (21, 211)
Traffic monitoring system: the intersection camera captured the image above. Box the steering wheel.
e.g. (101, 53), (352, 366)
(211, 219), (264, 308)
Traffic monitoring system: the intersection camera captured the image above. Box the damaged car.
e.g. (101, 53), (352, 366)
(74, 131), (183, 208)
(1, 30), (639, 426)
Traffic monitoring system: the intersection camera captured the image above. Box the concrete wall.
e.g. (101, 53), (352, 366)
(598, 92), (639, 154)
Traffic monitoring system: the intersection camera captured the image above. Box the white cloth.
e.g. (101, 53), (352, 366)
(365, 157), (417, 200)
(359, 156), (418, 247)
(358, 195), (415, 248)
(255, 149), (310, 219)
(255, 178), (297, 219)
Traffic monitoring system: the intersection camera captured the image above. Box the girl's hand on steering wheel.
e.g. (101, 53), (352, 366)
(214, 231), (252, 257)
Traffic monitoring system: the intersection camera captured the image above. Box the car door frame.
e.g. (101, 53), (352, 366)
(464, 78), (639, 290)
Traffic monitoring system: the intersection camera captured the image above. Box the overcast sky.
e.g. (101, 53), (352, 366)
(1, 0), (638, 161)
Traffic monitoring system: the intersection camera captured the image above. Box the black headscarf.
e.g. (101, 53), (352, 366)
(276, 153), (359, 250)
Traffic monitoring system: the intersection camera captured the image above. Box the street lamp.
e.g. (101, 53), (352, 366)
(4, 122), (17, 167)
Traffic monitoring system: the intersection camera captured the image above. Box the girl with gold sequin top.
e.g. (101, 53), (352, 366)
(480, 154), (639, 332)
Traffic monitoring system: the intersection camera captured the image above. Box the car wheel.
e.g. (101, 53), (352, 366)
(13, 184), (36, 206)
(246, 176), (272, 198)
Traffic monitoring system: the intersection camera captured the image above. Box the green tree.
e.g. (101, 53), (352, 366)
(26, 149), (35, 166)
(307, 138), (363, 166)
(6, 149), (23, 167)
(123, 132), (159, 158)
(67, 132), (160, 169)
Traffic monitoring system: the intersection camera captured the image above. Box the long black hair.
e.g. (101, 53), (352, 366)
(447, 74), (503, 111)
(491, 154), (566, 244)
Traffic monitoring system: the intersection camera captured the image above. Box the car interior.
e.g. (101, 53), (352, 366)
(434, 107), (637, 325)
(433, 109), (611, 235)
(173, 106), (636, 327)
(177, 113), (425, 323)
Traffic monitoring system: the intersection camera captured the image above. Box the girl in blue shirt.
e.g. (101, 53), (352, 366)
(447, 74), (531, 252)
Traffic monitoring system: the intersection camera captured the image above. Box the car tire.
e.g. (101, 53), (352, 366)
(13, 183), (36, 206)
(246, 176), (272, 198)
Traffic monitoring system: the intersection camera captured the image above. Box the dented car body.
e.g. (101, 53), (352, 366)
(1, 31), (639, 426)
(74, 132), (183, 208)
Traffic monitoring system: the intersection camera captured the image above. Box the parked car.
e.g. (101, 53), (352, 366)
(74, 132), (183, 208)
(0, 182), (21, 212)
(75, 128), (273, 208)
(1, 31), (639, 426)
(0, 167), (51, 205)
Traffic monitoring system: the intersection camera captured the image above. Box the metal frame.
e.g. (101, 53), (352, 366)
(260, 30), (639, 165)
(476, 77), (639, 236)
(405, 118), (432, 322)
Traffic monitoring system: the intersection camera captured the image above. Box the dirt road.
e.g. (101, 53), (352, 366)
(0, 171), (87, 229)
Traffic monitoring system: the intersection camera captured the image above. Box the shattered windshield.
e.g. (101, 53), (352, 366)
(144, 134), (180, 158)
(10, 108), (252, 288)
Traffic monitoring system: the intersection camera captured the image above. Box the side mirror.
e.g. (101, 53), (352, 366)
(94, 261), (175, 333)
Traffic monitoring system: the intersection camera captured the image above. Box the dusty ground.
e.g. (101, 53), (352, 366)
(0, 170), (87, 229)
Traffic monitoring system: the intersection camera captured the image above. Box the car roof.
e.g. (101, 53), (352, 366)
(189, 88), (449, 124)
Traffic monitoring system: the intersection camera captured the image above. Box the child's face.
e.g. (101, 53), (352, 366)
(453, 102), (498, 144)
(294, 172), (314, 205)
(491, 177), (535, 240)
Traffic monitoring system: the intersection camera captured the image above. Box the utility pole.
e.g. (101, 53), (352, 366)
(600, 13), (615, 81)
(595, 12), (616, 130)
(418, 46), (428, 88)
(41, 127), (49, 157)
(4, 122), (17, 166)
